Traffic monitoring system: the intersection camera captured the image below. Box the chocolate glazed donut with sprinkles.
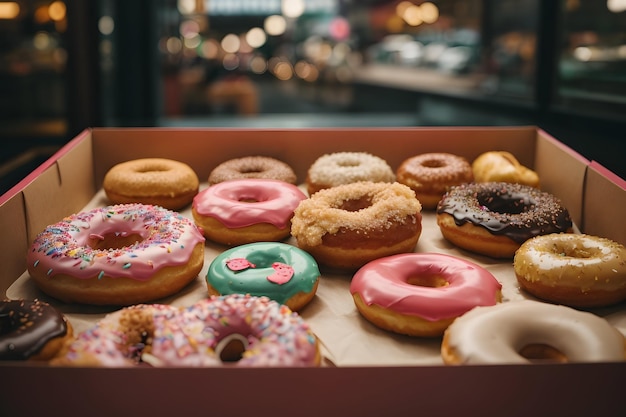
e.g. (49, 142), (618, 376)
(27, 203), (205, 306)
(436, 182), (572, 258)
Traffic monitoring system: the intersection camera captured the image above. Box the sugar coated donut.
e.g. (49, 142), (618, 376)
(55, 294), (320, 367)
(103, 158), (199, 210)
(436, 182), (572, 258)
(291, 181), (422, 270)
(350, 253), (502, 337)
(306, 152), (395, 195)
(472, 151), (540, 188)
(1, 299), (73, 361)
(208, 156), (297, 185)
(514, 233), (626, 307)
(27, 203), (205, 306)
(396, 152), (474, 210)
(192, 178), (307, 246)
(207, 242), (320, 311)
(441, 300), (626, 364)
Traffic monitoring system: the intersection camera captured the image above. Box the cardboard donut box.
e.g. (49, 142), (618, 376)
(1, 127), (625, 417)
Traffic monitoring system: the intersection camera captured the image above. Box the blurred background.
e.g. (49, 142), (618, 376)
(1, 0), (625, 194)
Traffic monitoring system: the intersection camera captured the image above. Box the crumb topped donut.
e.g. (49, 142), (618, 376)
(514, 233), (626, 307)
(1, 299), (73, 361)
(103, 158), (199, 210)
(27, 203), (205, 306)
(436, 182), (572, 258)
(472, 151), (540, 188)
(291, 181), (422, 270)
(208, 156), (297, 185)
(396, 152), (474, 209)
(306, 152), (395, 195)
(207, 242), (321, 311)
(441, 300), (626, 364)
(55, 295), (321, 367)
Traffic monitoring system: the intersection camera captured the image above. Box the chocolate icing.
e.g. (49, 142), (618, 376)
(436, 182), (572, 243)
(0, 299), (67, 360)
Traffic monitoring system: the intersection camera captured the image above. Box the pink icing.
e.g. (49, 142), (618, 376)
(192, 179), (307, 228)
(350, 253), (502, 321)
(267, 262), (294, 285)
(226, 258), (256, 271)
(27, 204), (205, 281)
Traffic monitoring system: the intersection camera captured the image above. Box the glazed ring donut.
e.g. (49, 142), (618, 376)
(27, 203), (205, 306)
(0, 299), (73, 361)
(55, 295), (321, 367)
(291, 181), (422, 270)
(436, 182), (572, 258)
(207, 242), (321, 311)
(208, 156), (297, 185)
(350, 253), (502, 337)
(472, 151), (540, 188)
(306, 152), (395, 195)
(514, 233), (626, 307)
(396, 153), (474, 210)
(441, 300), (626, 364)
(192, 178), (307, 246)
(103, 158), (200, 210)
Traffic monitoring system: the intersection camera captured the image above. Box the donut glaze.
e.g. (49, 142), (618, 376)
(1, 299), (72, 361)
(57, 295), (320, 367)
(207, 242), (320, 311)
(350, 253), (501, 336)
(441, 300), (625, 364)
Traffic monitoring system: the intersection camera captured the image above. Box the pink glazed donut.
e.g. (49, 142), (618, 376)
(350, 253), (502, 337)
(192, 178), (307, 246)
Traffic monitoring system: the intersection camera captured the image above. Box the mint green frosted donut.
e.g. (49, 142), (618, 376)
(207, 242), (320, 310)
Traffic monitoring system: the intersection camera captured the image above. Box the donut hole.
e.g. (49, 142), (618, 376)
(136, 164), (171, 173)
(477, 191), (533, 215)
(551, 243), (601, 259)
(407, 274), (449, 288)
(215, 334), (249, 363)
(239, 165), (266, 174)
(335, 196), (373, 212)
(88, 233), (143, 251)
(519, 343), (567, 363)
(337, 160), (361, 168)
(421, 159), (446, 168)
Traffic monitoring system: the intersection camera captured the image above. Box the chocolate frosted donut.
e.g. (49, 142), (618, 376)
(436, 182), (572, 258)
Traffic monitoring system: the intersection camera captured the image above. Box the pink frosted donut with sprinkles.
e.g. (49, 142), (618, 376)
(54, 294), (321, 367)
(27, 203), (205, 306)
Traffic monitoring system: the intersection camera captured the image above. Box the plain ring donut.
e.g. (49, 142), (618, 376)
(441, 300), (626, 364)
(350, 253), (502, 337)
(103, 158), (199, 210)
(436, 182), (572, 258)
(208, 156), (297, 185)
(514, 233), (626, 307)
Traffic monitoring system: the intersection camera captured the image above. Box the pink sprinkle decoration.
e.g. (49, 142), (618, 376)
(226, 258), (256, 271)
(267, 262), (294, 285)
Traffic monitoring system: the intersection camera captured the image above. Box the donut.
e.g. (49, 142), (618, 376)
(291, 181), (422, 270)
(436, 182), (572, 258)
(350, 253), (502, 337)
(306, 152), (395, 195)
(27, 203), (205, 306)
(441, 300), (626, 364)
(192, 178), (307, 246)
(208, 156), (297, 185)
(55, 294), (320, 367)
(207, 242), (320, 311)
(1, 299), (73, 361)
(514, 233), (626, 307)
(103, 158), (200, 210)
(472, 151), (540, 188)
(396, 152), (474, 209)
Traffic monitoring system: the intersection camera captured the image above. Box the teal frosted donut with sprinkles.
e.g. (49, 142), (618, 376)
(55, 294), (321, 367)
(207, 242), (321, 311)
(27, 203), (205, 306)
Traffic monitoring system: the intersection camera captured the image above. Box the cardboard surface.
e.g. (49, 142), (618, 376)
(1, 127), (625, 416)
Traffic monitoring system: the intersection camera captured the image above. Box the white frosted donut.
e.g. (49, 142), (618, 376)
(441, 300), (625, 364)
(514, 233), (626, 307)
(306, 152), (395, 195)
